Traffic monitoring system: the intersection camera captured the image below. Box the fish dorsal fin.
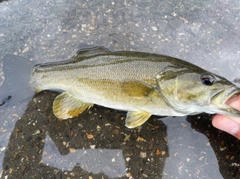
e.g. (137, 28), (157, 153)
(125, 111), (151, 128)
(70, 46), (111, 61)
(121, 81), (153, 97)
(53, 92), (93, 119)
(156, 66), (190, 82)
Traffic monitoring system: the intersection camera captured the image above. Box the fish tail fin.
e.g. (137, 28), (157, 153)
(0, 54), (35, 107)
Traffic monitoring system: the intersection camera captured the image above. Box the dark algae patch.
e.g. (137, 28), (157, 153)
(2, 91), (168, 178)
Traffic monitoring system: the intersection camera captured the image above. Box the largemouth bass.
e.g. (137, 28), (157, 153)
(1, 46), (240, 128)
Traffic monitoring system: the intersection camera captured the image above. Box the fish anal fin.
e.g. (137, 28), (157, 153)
(53, 92), (93, 119)
(125, 111), (151, 128)
(122, 81), (153, 97)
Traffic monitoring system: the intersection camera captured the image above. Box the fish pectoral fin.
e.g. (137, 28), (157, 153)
(53, 92), (93, 119)
(122, 81), (153, 97)
(125, 111), (151, 128)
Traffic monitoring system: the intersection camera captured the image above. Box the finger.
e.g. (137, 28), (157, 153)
(214, 113), (240, 124)
(212, 114), (240, 139)
(224, 94), (240, 124)
(226, 94), (240, 110)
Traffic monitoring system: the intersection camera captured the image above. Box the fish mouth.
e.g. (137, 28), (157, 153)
(223, 87), (240, 104)
(210, 86), (240, 116)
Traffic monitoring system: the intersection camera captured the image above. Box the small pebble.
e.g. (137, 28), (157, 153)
(151, 26), (158, 31)
(140, 151), (147, 158)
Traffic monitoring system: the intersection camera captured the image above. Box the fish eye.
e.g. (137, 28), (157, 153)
(201, 75), (215, 86)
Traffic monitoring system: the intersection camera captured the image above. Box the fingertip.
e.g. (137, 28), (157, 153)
(212, 115), (240, 139)
(212, 114), (224, 127)
(226, 94), (240, 110)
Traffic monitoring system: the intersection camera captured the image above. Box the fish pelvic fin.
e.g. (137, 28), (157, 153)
(53, 92), (93, 119)
(0, 54), (35, 108)
(125, 111), (151, 128)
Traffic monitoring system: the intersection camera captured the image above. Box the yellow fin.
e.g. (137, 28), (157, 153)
(125, 111), (151, 128)
(122, 81), (153, 97)
(53, 92), (93, 119)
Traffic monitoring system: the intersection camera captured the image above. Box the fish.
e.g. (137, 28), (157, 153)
(0, 46), (240, 128)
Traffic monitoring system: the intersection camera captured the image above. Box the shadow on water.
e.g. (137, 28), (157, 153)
(186, 114), (240, 179)
(2, 91), (168, 178)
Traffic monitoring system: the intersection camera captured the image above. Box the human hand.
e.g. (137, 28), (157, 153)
(212, 95), (240, 139)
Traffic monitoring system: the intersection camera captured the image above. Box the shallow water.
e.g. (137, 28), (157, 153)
(0, 0), (240, 178)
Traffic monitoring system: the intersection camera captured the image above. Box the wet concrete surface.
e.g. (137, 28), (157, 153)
(0, 0), (240, 178)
